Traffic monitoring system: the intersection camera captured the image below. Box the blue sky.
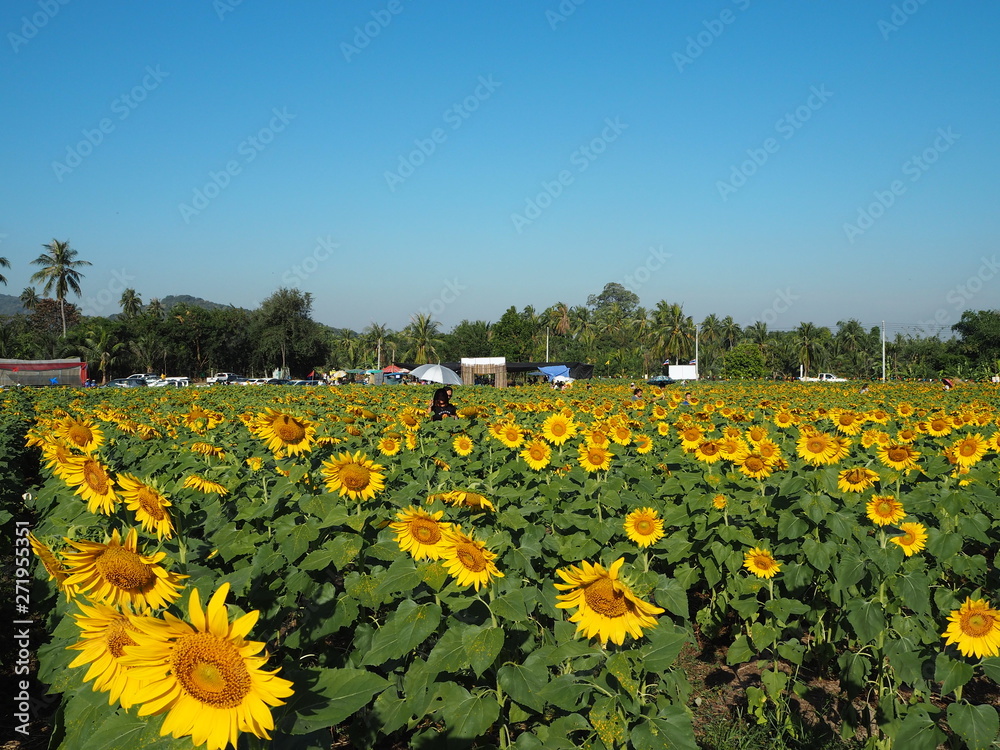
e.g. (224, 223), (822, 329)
(2, 0), (998, 337)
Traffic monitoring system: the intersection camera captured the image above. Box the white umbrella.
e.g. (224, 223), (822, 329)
(409, 364), (463, 385)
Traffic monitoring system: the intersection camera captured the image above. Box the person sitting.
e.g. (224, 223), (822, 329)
(429, 387), (457, 420)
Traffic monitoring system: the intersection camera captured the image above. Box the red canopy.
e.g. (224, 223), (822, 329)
(382, 365), (408, 373)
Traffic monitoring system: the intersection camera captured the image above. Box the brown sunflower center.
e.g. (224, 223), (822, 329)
(744, 457), (765, 473)
(136, 487), (166, 520)
(67, 425), (93, 446)
(583, 577), (627, 617)
(960, 611), (995, 638)
(173, 633), (252, 708)
(700, 442), (719, 456)
(958, 441), (978, 457)
(454, 542), (487, 572)
(634, 518), (654, 535)
(875, 500), (893, 516)
(339, 463), (371, 491)
(751, 554), (774, 571)
(899, 531), (916, 545)
(96, 547), (155, 592)
(83, 461), (110, 494)
(411, 519), (442, 544)
(930, 420), (947, 431)
(550, 422), (567, 437)
(274, 416), (307, 444)
(586, 449), (605, 465)
(529, 445), (546, 460)
(845, 469), (868, 484)
(105, 619), (138, 658)
(887, 447), (908, 462)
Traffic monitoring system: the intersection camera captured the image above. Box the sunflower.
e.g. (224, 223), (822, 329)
(121, 583), (294, 750)
(743, 548), (781, 579)
(442, 490), (495, 512)
(254, 409), (315, 456)
(56, 416), (105, 453)
(68, 600), (146, 707)
(554, 558), (664, 646)
(541, 413), (577, 445)
(866, 496), (905, 526)
(737, 452), (774, 480)
(183, 474), (229, 496)
(609, 423), (632, 446)
(439, 526), (503, 591)
(656, 422), (671, 436)
(520, 439), (552, 471)
(678, 426), (704, 452)
(62, 528), (185, 611)
(712, 494), (727, 509)
(633, 433), (653, 454)
(773, 410), (797, 428)
(118, 473), (174, 540)
(321, 451), (386, 501)
(496, 423), (525, 449)
(876, 444), (921, 472)
(745, 425), (769, 444)
(837, 467), (880, 493)
(623, 508), (664, 548)
(796, 431), (838, 466)
(453, 434), (474, 457)
(378, 435), (402, 456)
(889, 522), (927, 556)
(950, 433), (988, 468)
(390, 507), (452, 560)
(718, 437), (748, 461)
(577, 442), (613, 473)
(245, 456), (264, 472)
(832, 410), (864, 436)
(190, 442), (227, 460)
(29, 534), (76, 599)
(693, 439), (724, 464)
(61, 455), (119, 515)
(942, 597), (1000, 658)
(924, 416), (953, 437)
(40, 438), (77, 479)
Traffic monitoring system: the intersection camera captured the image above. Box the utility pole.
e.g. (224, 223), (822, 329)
(695, 325), (699, 380)
(881, 321), (886, 382)
(545, 327), (550, 362)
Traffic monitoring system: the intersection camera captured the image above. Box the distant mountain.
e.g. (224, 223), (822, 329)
(159, 295), (233, 312)
(0, 293), (239, 319)
(0, 294), (26, 316)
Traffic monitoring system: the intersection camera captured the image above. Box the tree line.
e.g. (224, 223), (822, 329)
(1, 243), (998, 382)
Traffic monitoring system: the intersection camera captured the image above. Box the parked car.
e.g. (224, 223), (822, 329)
(289, 379), (325, 386)
(148, 377), (189, 387)
(240, 378), (270, 386)
(799, 373), (847, 383)
(647, 375), (675, 386)
(207, 372), (243, 384)
(104, 378), (147, 388)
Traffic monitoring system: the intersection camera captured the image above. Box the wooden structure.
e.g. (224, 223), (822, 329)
(460, 357), (507, 388)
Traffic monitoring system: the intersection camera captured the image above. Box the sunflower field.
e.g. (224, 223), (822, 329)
(11, 381), (1000, 750)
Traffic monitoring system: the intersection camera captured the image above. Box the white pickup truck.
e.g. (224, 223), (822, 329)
(799, 372), (847, 382)
(207, 372), (243, 384)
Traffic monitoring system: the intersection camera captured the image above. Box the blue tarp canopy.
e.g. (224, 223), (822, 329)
(536, 365), (571, 381)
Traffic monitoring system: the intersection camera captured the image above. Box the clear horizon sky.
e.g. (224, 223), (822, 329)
(2, 1), (998, 339)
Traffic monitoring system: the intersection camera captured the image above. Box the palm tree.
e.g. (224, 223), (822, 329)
(120, 288), (143, 318)
(653, 301), (695, 365)
(550, 302), (572, 336)
(795, 322), (828, 378)
(404, 313), (443, 365)
(80, 327), (123, 385)
(19, 287), (39, 312)
(721, 316), (742, 350)
(146, 298), (165, 318)
(30, 239), (91, 337)
(0, 256), (9, 286)
(130, 332), (164, 374)
(363, 322), (391, 368)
